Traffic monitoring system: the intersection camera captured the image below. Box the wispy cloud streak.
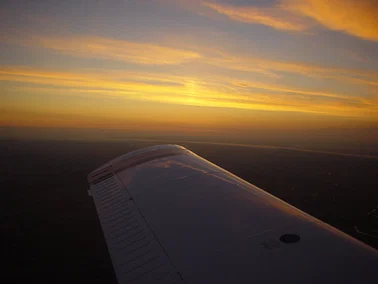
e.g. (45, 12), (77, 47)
(204, 2), (309, 31)
(205, 51), (378, 87)
(1, 66), (376, 118)
(6, 35), (378, 87)
(18, 36), (201, 65)
(282, 0), (378, 41)
(203, 0), (378, 41)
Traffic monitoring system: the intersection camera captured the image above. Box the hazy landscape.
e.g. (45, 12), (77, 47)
(2, 138), (377, 283)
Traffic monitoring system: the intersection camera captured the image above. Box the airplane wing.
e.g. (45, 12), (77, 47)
(87, 145), (378, 284)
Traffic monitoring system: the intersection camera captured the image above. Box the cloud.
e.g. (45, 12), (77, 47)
(5, 34), (378, 88)
(282, 0), (378, 41)
(0, 66), (351, 101)
(6, 34), (278, 78)
(204, 51), (378, 87)
(204, 2), (309, 31)
(22, 36), (201, 65)
(1, 66), (377, 119)
(203, 0), (378, 41)
(227, 78), (348, 99)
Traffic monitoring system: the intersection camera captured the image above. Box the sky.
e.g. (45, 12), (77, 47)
(1, 0), (378, 144)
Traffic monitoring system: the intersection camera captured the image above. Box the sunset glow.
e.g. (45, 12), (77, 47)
(1, 0), (377, 141)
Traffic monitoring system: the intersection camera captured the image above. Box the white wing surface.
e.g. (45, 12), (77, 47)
(88, 145), (378, 284)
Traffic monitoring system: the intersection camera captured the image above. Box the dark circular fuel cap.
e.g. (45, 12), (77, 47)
(279, 234), (300, 244)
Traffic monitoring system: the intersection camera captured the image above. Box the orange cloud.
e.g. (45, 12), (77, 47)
(203, 1), (378, 41)
(23, 36), (201, 65)
(1, 66), (377, 119)
(205, 51), (378, 87)
(227, 78), (348, 99)
(0, 65), (342, 101)
(282, 0), (378, 41)
(6, 34), (378, 86)
(204, 2), (309, 31)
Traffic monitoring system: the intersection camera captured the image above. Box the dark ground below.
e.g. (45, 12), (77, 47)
(1, 139), (377, 283)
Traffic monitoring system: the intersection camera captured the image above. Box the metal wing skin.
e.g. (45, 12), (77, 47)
(88, 145), (378, 284)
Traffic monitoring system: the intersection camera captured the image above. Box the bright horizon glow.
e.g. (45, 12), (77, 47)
(1, 0), (378, 143)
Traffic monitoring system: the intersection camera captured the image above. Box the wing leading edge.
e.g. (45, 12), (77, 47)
(88, 145), (378, 284)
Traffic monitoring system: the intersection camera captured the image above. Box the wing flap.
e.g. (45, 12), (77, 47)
(90, 173), (183, 284)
